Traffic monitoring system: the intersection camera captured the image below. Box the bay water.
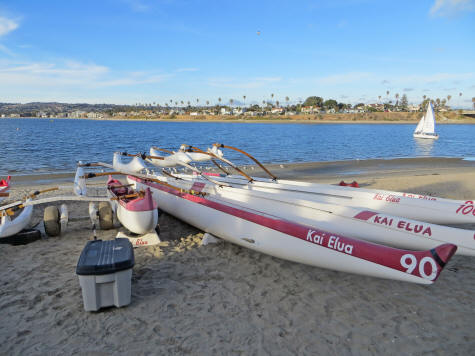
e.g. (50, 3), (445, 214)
(1, 118), (474, 176)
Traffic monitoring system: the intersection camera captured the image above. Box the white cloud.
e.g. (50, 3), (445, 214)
(208, 77), (281, 89)
(0, 59), (172, 89)
(430, 0), (475, 17)
(0, 43), (14, 55)
(315, 72), (372, 85)
(396, 72), (474, 84)
(304, 71), (474, 87)
(0, 16), (18, 37)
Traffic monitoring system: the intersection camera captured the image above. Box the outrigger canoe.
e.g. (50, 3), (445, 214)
(129, 175), (457, 284)
(108, 151), (475, 255)
(106, 176), (158, 235)
(0, 200), (33, 238)
(0, 176), (11, 203)
(160, 174), (475, 256)
(147, 144), (475, 225)
(199, 174), (475, 225)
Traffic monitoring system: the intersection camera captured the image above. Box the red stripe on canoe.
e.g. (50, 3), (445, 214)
(353, 211), (379, 221)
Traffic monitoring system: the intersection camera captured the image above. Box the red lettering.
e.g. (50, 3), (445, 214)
(398, 221), (406, 229)
(422, 227), (432, 236)
(374, 216), (381, 223)
(405, 223), (413, 232)
(457, 201), (474, 215)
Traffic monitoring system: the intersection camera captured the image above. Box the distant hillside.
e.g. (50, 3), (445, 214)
(0, 102), (136, 116)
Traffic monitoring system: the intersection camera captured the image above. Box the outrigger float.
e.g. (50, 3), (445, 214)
(0, 167), (160, 247)
(0, 176), (11, 203)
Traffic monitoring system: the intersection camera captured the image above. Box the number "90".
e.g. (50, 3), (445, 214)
(400, 254), (437, 281)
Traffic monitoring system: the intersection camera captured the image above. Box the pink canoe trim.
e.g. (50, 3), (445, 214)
(192, 172), (225, 177)
(123, 187), (156, 212)
(108, 176), (157, 212)
(0, 176), (11, 187)
(131, 176), (456, 282)
(339, 180), (359, 188)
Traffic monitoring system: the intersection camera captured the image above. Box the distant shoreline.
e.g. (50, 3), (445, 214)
(2, 111), (475, 124)
(4, 118), (475, 125)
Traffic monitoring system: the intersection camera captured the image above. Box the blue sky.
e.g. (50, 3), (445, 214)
(0, 0), (474, 107)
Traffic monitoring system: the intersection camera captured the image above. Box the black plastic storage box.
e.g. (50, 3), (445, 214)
(76, 238), (134, 311)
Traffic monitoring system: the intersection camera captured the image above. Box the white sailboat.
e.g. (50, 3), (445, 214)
(413, 102), (439, 139)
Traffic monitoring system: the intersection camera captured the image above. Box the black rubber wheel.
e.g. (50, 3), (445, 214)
(98, 202), (113, 230)
(44, 206), (60, 237)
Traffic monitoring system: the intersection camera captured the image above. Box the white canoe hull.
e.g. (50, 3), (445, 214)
(114, 203), (158, 235)
(137, 174), (475, 256)
(194, 174), (475, 225)
(130, 176), (456, 284)
(107, 192), (158, 235)
(113, 152), (147, 173)
(212, 184), (475, 256)
(0, 205), (33, 238)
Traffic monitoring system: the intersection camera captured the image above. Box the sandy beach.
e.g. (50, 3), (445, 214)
(1, 158), (474, 355)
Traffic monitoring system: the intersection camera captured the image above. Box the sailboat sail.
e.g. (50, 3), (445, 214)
(422, 102), (436, 134)
(413, 102), (438, 139)
(414, 115), (424, 134)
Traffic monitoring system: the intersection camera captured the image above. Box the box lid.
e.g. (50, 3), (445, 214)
(76, 238), (134, 275)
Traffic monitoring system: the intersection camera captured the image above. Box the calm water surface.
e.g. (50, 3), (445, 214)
(1, 118), (474, 175)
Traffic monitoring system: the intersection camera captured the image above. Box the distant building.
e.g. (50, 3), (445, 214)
(87, 112), (103, 119)
(270, 107), (284, 114)
(301, 106), (320, 114)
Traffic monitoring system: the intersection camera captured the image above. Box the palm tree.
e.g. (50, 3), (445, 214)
(243, 95), (246, 108)
(276, 100), (280, 107)
(206, 100), (210, 106)
(271, 93), (274, 106)
(378, 95), (381, 103)
(285, 96), (289, 107)
(229, 98), (234, 107)
(196, 98), (199, 106)
(386, 90), (390, 102)
(395, 93), (399, 107)
(218, 97), (222, 106)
